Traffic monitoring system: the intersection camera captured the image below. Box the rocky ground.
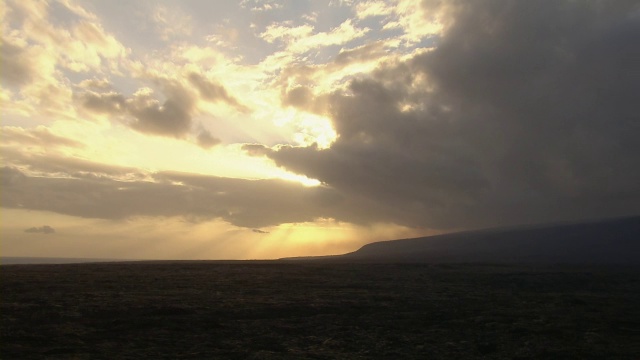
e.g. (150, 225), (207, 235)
(2, 262), (639, 359)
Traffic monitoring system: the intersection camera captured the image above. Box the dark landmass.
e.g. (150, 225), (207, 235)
(1, 257), (130, 265)
(300, 216), (639, 264)
(2, 216), (639, 358)
(2, 262), (640, 359)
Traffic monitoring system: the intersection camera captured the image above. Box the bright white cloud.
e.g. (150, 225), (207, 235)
(390, 0), (445, 43)
(262, 19), (369, 54)
(355, 0), (394, 19)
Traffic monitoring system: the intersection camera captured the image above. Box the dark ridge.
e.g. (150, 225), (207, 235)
(290, 216), (640, 264)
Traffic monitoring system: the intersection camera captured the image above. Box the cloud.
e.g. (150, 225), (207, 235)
(1, 165), (387, 228)
(78, 90), (126, 115)
(76, 84), (195, 138)
(196, 129), (221, 149)
(261, 19), (369, 55)
(0, 40), (37, 87)
(0, 0), (127, 118)
(260, 0), (640, 230)
(126, 85), (194, 137)
(241, 0), (283, 12)
(0, 150), (147, 181)
(381, 0), (447, 44)
(261, 23), (314, 44)
(77, 78), (112, 90)
(3, 0), (639, 236)
(252, 229), (269, 234)
(270, 40), (398, 115)
(0, 126), (85, 148)
(1, 166), (27, 187)
(283, 86), (314, 109)
(75, 73), (244, 141)
(187, 73), (249, 113)
(151, 5), (193, 41)
(24, 225), (55, 234)
(355, 1), (394, 19)
(11, 1), (127, 73)
(241, 144), (273, 157)
(333, 41), (389, 66)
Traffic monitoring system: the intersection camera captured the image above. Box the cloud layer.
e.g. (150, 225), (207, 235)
(2, 0), (639, 250)
(261, 0), (640, 229)
(2, 165), (387, 228)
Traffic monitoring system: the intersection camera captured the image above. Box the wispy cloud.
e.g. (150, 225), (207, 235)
(24, 225), (56, 234)
(151, 5), (193, 41)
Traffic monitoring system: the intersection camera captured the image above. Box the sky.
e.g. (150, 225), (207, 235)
(1, 0), (639, 260)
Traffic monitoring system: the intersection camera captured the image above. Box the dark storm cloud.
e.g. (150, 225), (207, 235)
(264, 0), (640, 230)
(24, 225), (56, 234)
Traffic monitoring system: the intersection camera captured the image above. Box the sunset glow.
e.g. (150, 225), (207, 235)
(2, 0), (638, 260)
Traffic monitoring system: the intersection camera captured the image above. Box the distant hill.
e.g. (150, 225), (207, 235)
(315, 216), (640, 264)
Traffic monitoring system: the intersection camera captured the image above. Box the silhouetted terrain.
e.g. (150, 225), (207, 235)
(338, 216), (640, 264)
(2, 262), (639, 359)
(3, 217), (639, 358)
(0, 257), (125, 265)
